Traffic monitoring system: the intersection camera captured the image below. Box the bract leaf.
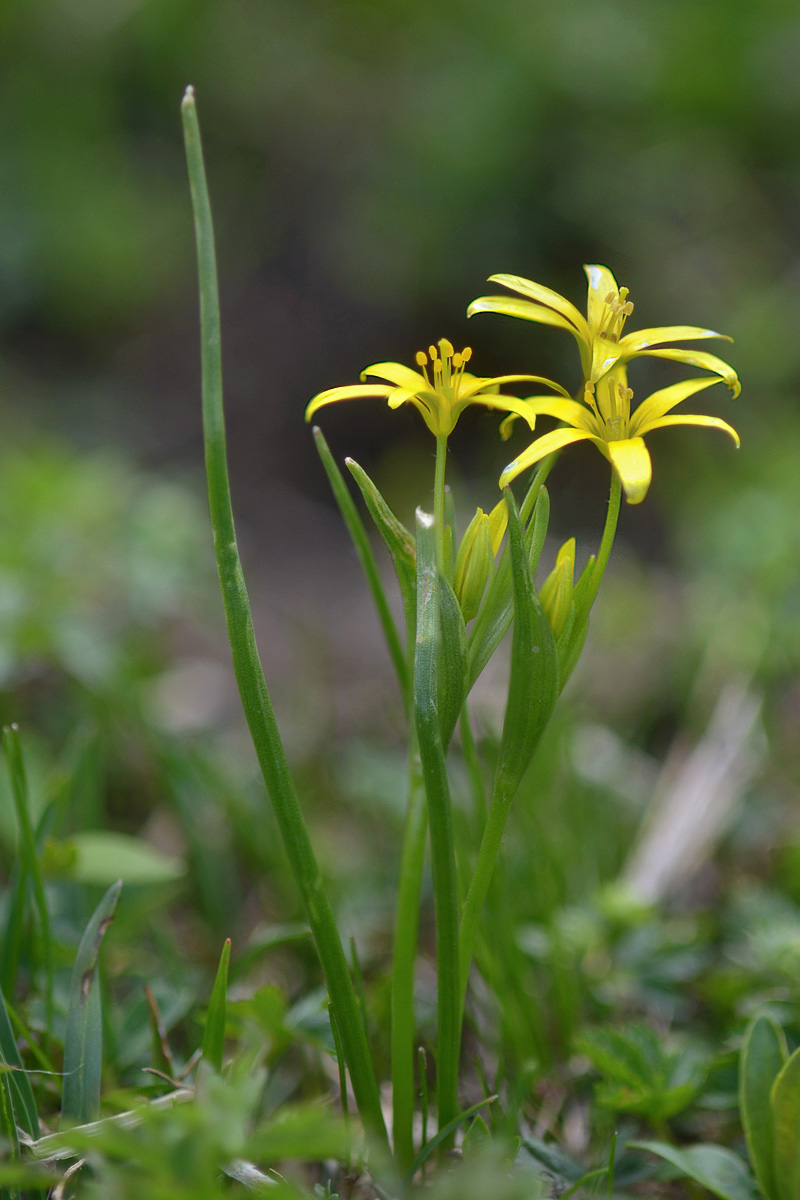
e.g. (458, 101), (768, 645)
(346, 458), (416, 633)
(492, 489), (559, 804)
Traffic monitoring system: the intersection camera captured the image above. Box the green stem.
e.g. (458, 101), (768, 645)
(414, 510), (461, 1146)
(434, 435), (448, 571)
(459, 773), (509, 998)
(390, 739), (426, 1171)
(581, 470), (622, 615)
(181, 88), (387, 1149)
(459, 705), (486, 828)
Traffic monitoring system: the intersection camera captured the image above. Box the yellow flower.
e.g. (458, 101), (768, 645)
(305, 337), (569, 439)
(499, 367), (740, 505)
(468, 265), (741, 396)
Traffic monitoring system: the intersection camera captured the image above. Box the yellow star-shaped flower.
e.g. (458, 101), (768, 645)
(499, 367), (740, 505)
(305, 338), (568, 439)
(468, 265), (741, 396)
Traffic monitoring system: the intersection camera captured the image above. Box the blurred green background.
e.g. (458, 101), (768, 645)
(1, 0), (800, 1110)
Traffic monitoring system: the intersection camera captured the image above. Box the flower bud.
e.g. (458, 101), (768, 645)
(454, 508), (493, 622)
(539, 537), (576, 639)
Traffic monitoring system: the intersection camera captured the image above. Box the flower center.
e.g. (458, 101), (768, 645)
(587, 374), (634, 439)
(416, 338), (473, 397)
(598, 286), (635, 343)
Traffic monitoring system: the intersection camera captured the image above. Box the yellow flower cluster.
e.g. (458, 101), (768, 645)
(306, 265), (740, 505)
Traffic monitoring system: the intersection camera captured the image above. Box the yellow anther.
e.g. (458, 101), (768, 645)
(461, 346), (473, 362)
(439, 337), (454, 358)
(429, 344), (439, 360)
(415, 351), (428, 367)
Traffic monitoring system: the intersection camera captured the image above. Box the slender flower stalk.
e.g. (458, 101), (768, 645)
(182, 88), (387, 1149)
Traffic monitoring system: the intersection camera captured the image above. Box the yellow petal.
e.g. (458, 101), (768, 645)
(499, 427), (598, 487)
(360, 362), (429, 391)
(628, 377), (720, 435)
(606, 437), (653, 505)
(512, 395), (600, 432)
(459, 373), (572, 400)
(467, 295), (585, 338)
(305, 383), (394, 422)
(636, 347), (741, 397)
(633, 413), (740, 446)
(487, 274), (592, 342)
(462, 392), (548, 430)
(584, 264), (621, 334)
(619, 325), (732, 353)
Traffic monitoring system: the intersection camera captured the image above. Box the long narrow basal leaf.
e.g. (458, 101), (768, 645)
(62, 881), (122, 1124)
(739, 1014), (786, 1200)
(0, 986), (38, 1138)
(437, 574), (467, 748)
(346, 457), (416, 632)
(492, 489), (559, 803)
(201, 938), (231, 1073)
(313, 429), (408, 696)
(632, 1140), (759, 1200)
(770, 1044), (800, 1200)
(182, 89), (386, 1147)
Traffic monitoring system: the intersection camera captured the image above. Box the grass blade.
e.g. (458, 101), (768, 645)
(0, 986), (39, 1138)
(201, 938), (231, 1073)
(62, 881), (122, 1124)
(3, 726), (53, 1035)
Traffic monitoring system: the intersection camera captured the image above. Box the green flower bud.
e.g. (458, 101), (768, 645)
(454, 508), (493, 622)
(539, 537), (576, 639)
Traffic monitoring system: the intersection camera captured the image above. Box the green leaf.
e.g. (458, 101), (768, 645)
(62, 880), (122, 1124)
(770, 1043), (800, 1200)
(313, 429), (408, 695)
(437, 573), (467, 747)
(632, 1140), (759, 1200)
(62, 831), (185, 886)
(491, 489), (559, 805)
(201, 938), (231, 1073)
(346, 457), (416, 632)
(462, 1113), (492, 1157)
(740, 1014), (786, 1200)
